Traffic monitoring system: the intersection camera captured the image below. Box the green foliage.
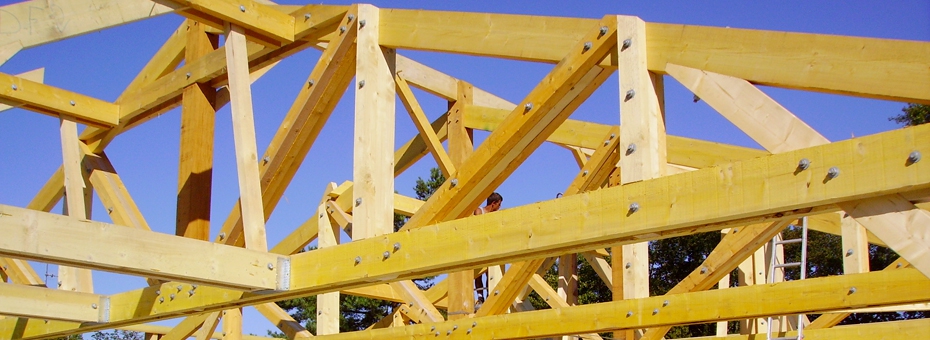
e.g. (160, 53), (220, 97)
(89, 330), (142, 340)
(889, 103), (930, 126)
(414, 167), (446, 201)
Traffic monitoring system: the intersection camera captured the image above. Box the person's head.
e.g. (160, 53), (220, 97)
(485, 192), (503, 212)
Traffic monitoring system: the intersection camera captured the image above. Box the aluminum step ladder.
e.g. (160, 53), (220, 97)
(766, 216), (809, 340)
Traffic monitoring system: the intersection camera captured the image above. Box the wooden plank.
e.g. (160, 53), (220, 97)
(308, 269), (930, 339)
(0, 0), (173, 49)
(155, 0), (294, 47)
(176, 20), (218, 241)
(252, 304), (312, 338)
(564, 127), (620, 194)
(6, 123), (930, 339)
(0, 68), (44, 113)
(58, 115), (93, 294)
(692, 319), (930, 340)
(0, 72), (118, 128)
(666, 63), (830, 154)
(225, 23), (267, 251)
(446, 78), (475, 320)
(353, 4), (396, 239)
(215, 8), (357, 247)
(396, 73), (455, 177)
(378, 10), (930, 103)
(401, 16), (618, 231)
(0, 284), (101, 322)
(317, 203), (339, 335)
(0, 204), (282, 291)
(807, 258), (911, 329)
(841, 196), (930, 278)
(394, 111), (448, 176)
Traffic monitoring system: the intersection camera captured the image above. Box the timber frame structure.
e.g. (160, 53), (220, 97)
(1, 1), (929, 340)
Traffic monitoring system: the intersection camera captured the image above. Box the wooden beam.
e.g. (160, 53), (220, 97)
(388, 281), (444, 323)
(841, 196), (930, 278)
(665, 63), (830, 154)
(0, 42), (22, 66)
(154, 0), (294, 47)
(0, 284), (102, 322)
(377, 10), (930, 103)
(222, 309), (243, 340)
(214, 8), (357, 247)
(0, 72), (118, 128)
(0, 257), (43, 286)
(161, 313), (212, 340)
(394, 111), (448, 176)
(310, 269), (930, 339)
(6, 123), (929, 339)
(317, 203), (339, 335)
(0, 68), (44, 113)
(688, 319), (930, 340)
(446, 78), (475, 320)
(0, 204), (283, 291)
(224, 23), (268, 251)
(0, 0), (173, 50)
(841, 214), (870, 274)
(396, 73), (455, 177)
(176, 20), (218, 241)
(194, 312), (222, 340)
(401, 16), (618, 231)
(58, 115), (93, 294)
(807, 258), (912, 329)
(353, 4), (395, 239)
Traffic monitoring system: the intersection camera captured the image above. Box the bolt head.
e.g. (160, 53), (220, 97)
(177, 285), (183, 292)
(92, 303), (98, 309)
(494, 290), (500, 295)
(383, 251), (391, 259)
(626, 143), (637, 155)
(582, 41), (593, 52)
(848, 287), (857, 294)
(583, 170), (589, 176)
(155, 290), (161, 295)
(846, 249), (854, 257)
(339, 26), (347, 34)
(11, 84), (17, 90)
(653, 308), (659, 315)
(622, 39), (632, 50)
(186, 72), (191, 78)
(467, 329), (472, 334)
(431, 326), (436, 331)
(308, 79), (315, 86)
(358, 79), (365, 88)
(192, 284), (198, 289)
(453, 325), (458, 330)
(626, 311), (633, 317)
(908, 151), (922, 164)
(700, 266), (708, 274)
(447, 331), (451, 335)
(625, 262), (631, 269)
(628, 202), (640, 213)
(798, 158), (811, 170)
(354, 256), (362, 264)
(663, 300), (669, 307)
(170, 293), (176, 300)
(524, 102), (533, 111)
(599, 26), (608, 36)
(394, 242), (401, 251)
(70, 100), (76, 106)
(450, 178), (458, 187)
(473, 322), (477, 327)
(219, 232), (226, 240)
(827, 166), (841, 178)
(159, 297), (164, 302)
(625, 89), (636, 101)
(347, 14), (355, 22)
(355, 197), (362, 206)
(239, 5), (245, 12)
(359, 19), (366, 28)
(304, 13), (311, 20)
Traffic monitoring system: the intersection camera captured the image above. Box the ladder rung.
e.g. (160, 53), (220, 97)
(774, 262), (802, 268)
(775, 238), (803, 245)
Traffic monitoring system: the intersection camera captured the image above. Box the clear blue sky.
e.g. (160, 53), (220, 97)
(0, 0), (927, 335)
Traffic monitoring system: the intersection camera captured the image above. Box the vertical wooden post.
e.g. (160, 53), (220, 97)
(176, 20), (217, 240)
(447, 80), (475, 320)
(317, 204), (340, 334)
(559, 253), (578, 340)
(224, 23), (267, 252)
(613, 15), (664, 340)
(353, 4), (395, 240)
(222, 308), (242, 340)
(841, 214), (871, 274)
(58, 115), (93, 293)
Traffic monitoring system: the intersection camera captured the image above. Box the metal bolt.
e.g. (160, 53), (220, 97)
(354, 256), (362, 264)
(383, 251), (390, 259)
(359, 19), (366, 28)
(848, 287), (857, 294)
(263, 156), (270, 163)
(663, 300), (669, 307)
(700, 266), (708, 274)
(897, 263), (903, 268)
(908, 151), (922, 164)
(733, 228), (739, 233)
(186, 72), (191, 79)
(625, 89), (635, 101)
(434, 332), (439, 337)
(625, 262), (631, 269)
(846, 249), (854, 257)
(583, 170), (589, 176)
(693, 94), (701, 103)
(798, 158), (811, 170)
(653, 308), (659, 315)
(239, 5), (245, 12)
(156, 290), (161, 295)
(347, 14), (355, 22)
(827, 166), (840, 179)
(159, 297), (164, 303)
(431, 326), (436, 331)
(393, 242), (401, 251)
(358, 79), (365, 88)
(189, 290), (195, 297)
(494, 290), (500, 296)
(308, 79), (315, 87)
(70, 100), (76, 106)
(473, 322), (477, 327)
(610, 133), (616, 139)
(267, 263), (274, 270)
(626, 311), (633, 317)
(582, 41), (592, 52)
(599, 26), (608, 37)
(355, 198), (362, 206)
(626, 143), (637, 155)
(622, 39), (632, 50)
(339, 26), (347, 34)
(92, 303), (98, 309)
(524, 102), (533, 112)
(467, 329), (472, 334)
(304, 13), (311, 20)
(170, 294), (175, 300)
(177, 285), (183, 292)
(107, 207), (113, 213)
(192, 284), (197, 289)
(11, 84), (17, 90)
(219, 232), (226, 240)
(453, 325), (458, 330)
(604, 139), (610, 146)
(450, 178), (458, 187)
(447, 331), (452, 335)
(628, 202), (640, 213)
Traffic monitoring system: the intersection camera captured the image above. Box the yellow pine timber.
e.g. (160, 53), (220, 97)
(313, 269), (930, 339)
(378, 9), (930, 103)
(807, 258), (911, 329)
(579, 252), (612, 286)
(215, 8), (357, 247)
(841, 196), (930, 278)
(396, 73), (455, 177)
(0, 68), (44, 112)
(0, 0), (173, 50)
(0, 42), (22, 66)
(388, 281), (444, 322)
(841, 214), (870, 274)
(0, 284), (102, 322)
(58, 115), (93, 294)
(0, 204), (282, 291)
(194, 312), (222, 340)
(395, 112), (448, 176)
(225, 23), (268, 252)
(475, 258), (547, 316)
(154, 0), (294, 47)
(690, 318), (930, 340)
(0, 73), (118, 128)
(665, 63), (831, 154)
(402, 16), (619, 231)
(118, 324), (267, 340)
(222, 308), (243, 340)
(564, 127), (620, 194)
(446, 78), (475, 320)
(317, 203), (339, 335)
(160, 313), (212, 340)
(0, 257), (43, 285)
(5, 123), (930, 339)
(26, 167), (64, 213)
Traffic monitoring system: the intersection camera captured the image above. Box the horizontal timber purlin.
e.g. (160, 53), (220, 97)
(312, 269), (930, 339)
(1, 121), (927, 340)
(378, 9), (930, 103)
